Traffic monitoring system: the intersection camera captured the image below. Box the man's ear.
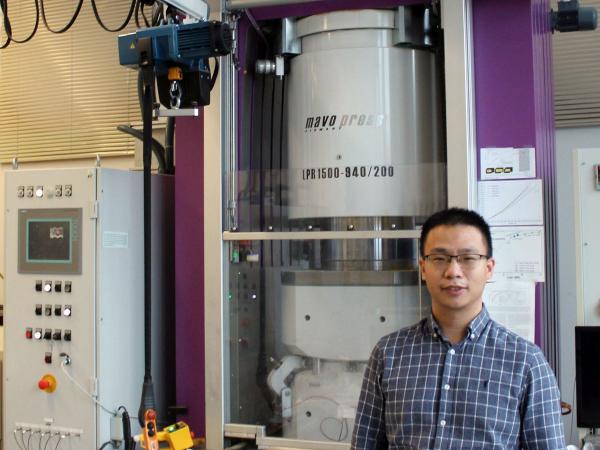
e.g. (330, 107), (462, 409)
(485, 257), (495, 280)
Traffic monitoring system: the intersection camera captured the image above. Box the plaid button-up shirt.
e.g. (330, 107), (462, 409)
(351, 307), (565, 450)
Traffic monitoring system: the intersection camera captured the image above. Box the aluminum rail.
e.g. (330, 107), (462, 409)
(223, 230), (421, 241)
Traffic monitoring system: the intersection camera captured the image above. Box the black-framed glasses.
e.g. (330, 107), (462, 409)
(423, 254), (490, 270)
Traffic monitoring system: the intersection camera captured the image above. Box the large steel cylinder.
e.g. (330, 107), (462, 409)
(287, 9), (446, 221)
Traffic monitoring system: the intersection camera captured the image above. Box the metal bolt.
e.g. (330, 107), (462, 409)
(391, 223), (397, 230)
(267, 225), (273, 231)
(347, 224), (354, 231)
(307, 225), (313, 231)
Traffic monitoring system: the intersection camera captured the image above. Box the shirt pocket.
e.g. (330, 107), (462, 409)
(470, 372), (522, 436)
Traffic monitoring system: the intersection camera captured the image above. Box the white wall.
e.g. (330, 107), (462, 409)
(555, 126), (600, 444)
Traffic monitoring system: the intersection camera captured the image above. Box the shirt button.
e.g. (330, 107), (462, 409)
(449, 349), (455, 355)
(440, 420), (446, 426)
(470, 333), (476, 340)
(444, 384), (450, 390)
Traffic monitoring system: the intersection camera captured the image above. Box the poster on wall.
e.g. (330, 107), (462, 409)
(478, 179), (544, 226)
(484, 280), (536, 342)
(480, 147), (536, 180)
(490, 226), (545, 283)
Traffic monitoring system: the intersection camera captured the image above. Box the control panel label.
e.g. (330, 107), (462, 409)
(102, 232), (129, 249)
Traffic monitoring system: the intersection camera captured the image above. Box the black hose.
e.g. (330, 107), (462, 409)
(143, 85), (152, 383)
(211, 57), (220, 90)
(40, 0), (83, 34)
(1, 0), (12, 49)
(134, 0), (142, 28)
(119, 406), (135, 450)
(140, 2), (151, 28)
(117, 125), (167, 173)
(6, 0), (39, 44)
(164, 117), (175, 174)
(137, 71), (156, 427)
(91, 0), (136, 33)
(137, 71), (144, 115)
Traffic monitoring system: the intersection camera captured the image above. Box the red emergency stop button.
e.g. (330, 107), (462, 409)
(38, 374), (57, 393)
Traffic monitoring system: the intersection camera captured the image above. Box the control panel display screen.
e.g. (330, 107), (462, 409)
(27, 220), (72, 262)
(18, 209), (82, 274)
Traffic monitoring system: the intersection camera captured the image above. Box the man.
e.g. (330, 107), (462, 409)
(351, 208), (564, 450)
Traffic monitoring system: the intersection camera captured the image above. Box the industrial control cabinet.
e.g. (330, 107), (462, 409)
(574, 148), (600, 325)
(3, 167), (174, 450)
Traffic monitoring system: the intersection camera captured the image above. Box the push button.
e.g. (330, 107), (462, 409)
(43, 329), (52, 340)
(44, 304), (52, 316)
(25, 328), (33, 339)
(44, 352), (52, 364)
(35, 280), (43, 292)
(17, 186), (24, 198)
(55, 185), (62, 197)
(64, 185), (72, 197)
(35, 304), (42, 316)
(64, 329), (71, 341)
(38, 374), (57, 392)
(63, 305), (72, 317)
(43, 281), (52, 293)
(54, 305), (62, 316)
(64, 282), (72, 293)
(52, 330), (61, 341)
(54, 282), (62, 293)
(33, 328), (43, 340)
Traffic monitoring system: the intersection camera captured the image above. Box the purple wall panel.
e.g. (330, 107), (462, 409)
(473, 1), (536, 150)
(472, 0), (556, 350)
(175, 115), (205, 435)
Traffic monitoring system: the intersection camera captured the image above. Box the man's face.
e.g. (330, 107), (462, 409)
(419, 224), (495, 316)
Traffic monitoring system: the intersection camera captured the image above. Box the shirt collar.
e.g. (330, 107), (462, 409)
(468, 304), (491, 340)
(423, 304), (491, 342)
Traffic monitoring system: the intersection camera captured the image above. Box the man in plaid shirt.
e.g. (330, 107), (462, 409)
(351, 208), (565, 450)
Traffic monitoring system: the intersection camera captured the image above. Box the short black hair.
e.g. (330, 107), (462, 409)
(419, 207), (493, 257)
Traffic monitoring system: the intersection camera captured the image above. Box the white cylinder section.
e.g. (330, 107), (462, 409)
(281, 283), (429, 361)
(287, 9), (445, 220)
